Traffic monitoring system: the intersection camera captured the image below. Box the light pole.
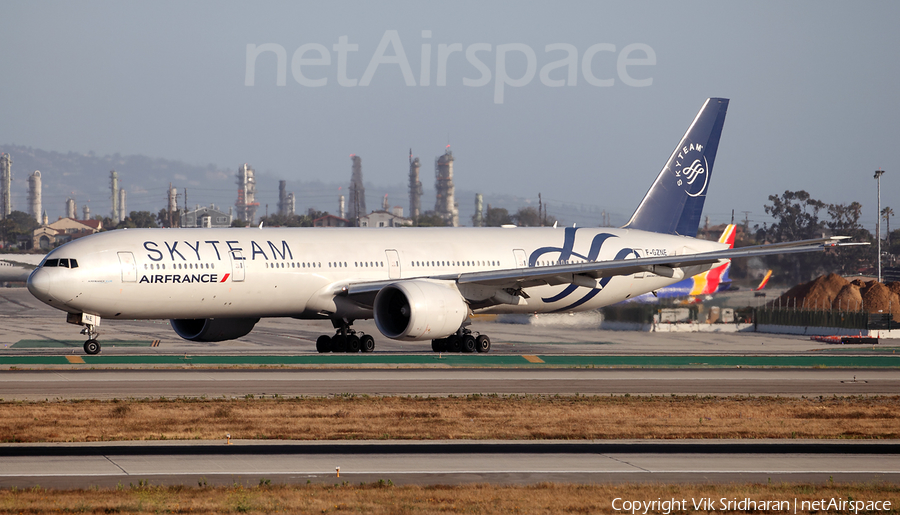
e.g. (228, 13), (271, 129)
(875, 169), (885, 282)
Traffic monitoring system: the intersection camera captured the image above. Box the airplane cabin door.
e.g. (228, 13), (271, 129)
(230, 251), (246, 282)
(513, 249), (527, 268)
(385, 249), (401, 279)
(117, 252), (137, 282)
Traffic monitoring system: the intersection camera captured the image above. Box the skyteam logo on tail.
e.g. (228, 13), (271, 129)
(673, 142), (708, 197)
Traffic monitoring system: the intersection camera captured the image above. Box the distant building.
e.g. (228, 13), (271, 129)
(32, 226), (59, 250)
(31, 218), (102, 249)
(183, 205), (233, 228)
(359, 209), (412, 228)
(313, 214), (350, 227)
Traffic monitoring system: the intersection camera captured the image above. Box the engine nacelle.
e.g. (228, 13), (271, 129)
(170, 317), (260, 342)
(373, 280), (468, 341)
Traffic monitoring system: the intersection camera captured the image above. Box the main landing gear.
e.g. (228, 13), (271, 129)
(431, 328), (491, 354)
(316, 319), (375, 353)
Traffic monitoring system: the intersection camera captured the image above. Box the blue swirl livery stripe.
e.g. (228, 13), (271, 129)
(548, 248), (638, 312)
(527, 228), (640, 311)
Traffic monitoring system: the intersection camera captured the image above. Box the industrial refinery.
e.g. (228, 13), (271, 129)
(0, 142), (490, 248)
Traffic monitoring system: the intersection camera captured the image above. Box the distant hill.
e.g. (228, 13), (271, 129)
(0, 144), (617, 226)
(0, 145), (236, 221)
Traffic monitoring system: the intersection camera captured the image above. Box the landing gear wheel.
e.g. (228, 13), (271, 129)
(360, 334), (375, 353)
(347, 335), (361, 353)
(431, 339), (446, 353)
(476, 335), (491, 353)
(448, 336), (463, 353)
(316, 335), (332, 353)
(462, 335), (477, 353)
(84, 339), (100, 355)
(332, 335), (348, 353)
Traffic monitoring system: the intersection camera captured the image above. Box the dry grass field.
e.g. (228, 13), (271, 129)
(1, 482), (898, 514)
(1, 394), (898, 442)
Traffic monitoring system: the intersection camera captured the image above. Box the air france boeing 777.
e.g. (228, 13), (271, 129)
(27, 98), (852, 355)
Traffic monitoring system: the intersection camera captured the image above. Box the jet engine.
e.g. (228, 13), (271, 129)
(170, 317), (260, 342)
(373, 280), (468, 341)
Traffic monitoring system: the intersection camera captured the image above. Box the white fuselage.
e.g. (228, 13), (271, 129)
(28, 226), (725, 323)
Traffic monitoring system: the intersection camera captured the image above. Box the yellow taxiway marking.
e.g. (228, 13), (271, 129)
(522, 355), (545, 363)
(66, 356), (85, 364)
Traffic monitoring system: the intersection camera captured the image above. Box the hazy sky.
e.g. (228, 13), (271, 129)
(2, 1), (898, 230)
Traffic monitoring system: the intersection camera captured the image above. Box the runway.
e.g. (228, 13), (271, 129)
(3, 288), (899, 487)
(4, 288), (899, 357)
(2, 368), (898, 400)
(2, 440), (898, 488)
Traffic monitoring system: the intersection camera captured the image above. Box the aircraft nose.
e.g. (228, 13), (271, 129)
(27, 268), (51, 299)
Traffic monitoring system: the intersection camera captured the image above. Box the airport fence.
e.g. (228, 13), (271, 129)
(753, 308), (870, 330)
(600, 304), (891, 330)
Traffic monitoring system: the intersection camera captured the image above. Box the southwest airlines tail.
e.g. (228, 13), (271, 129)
(626, 224), (736, 303)
(755, 270), (773, 291)
(624, 98), (729, 237)
(689, 224), (736, 296)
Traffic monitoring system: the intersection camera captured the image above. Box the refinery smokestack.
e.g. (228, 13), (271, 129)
(474, 193), (484, 227)
(28, 171), (41, 224)
(235, 163), (259, 223)
(339, 195), (345, 219)
(82, 205), (90, 220)
(0, 153), (11, 219)
(434, 147), (459, 226)
(66, 198), (76, 219)
(408, 149), (422, 222)
(118, 188), (127, 222)
(167, 183), (177, 227)
(286, 192), (295, 216)
(278, 180), (287, 216)
(168, 183), (178, 212)
(348, 155), (366, 224)
(110, 170), (119, 221)
(382, 194), (389, 211)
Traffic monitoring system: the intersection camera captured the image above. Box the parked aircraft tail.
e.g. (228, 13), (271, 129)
(624, 98), (729, 237)
(755, 270), (773, 291)
(689, 224), (736, 296)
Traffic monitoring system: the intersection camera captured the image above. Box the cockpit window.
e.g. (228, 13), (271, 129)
(42, 258), (77, 268)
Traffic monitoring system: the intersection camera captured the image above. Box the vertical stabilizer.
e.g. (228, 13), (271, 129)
(624, 98), (729, 237)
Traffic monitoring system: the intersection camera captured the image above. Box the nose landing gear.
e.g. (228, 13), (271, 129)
(67, 312), (102, 355)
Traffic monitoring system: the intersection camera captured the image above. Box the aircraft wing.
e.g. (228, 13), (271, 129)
(338, 236), (858, 299)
